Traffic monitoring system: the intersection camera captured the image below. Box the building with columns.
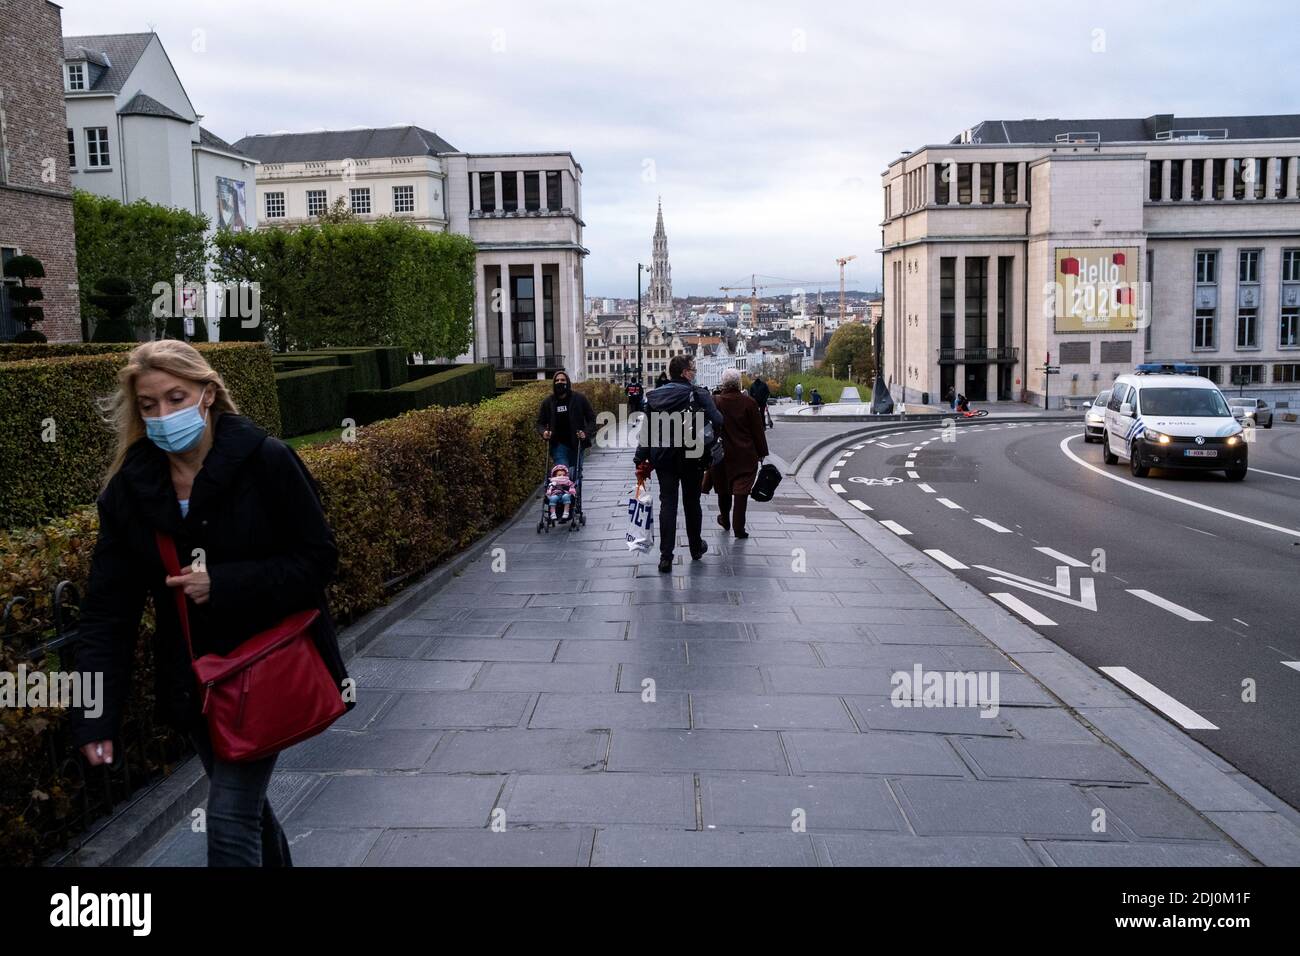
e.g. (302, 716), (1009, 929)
(881, 114), (1300, 408)
(235, 127), (587, 379)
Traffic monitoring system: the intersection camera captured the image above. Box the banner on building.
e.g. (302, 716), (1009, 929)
(216, 177), (247, 232)
(1053, 246), (1140, 333)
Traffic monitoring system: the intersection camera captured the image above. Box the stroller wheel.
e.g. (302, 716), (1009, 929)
(536, 520), (542, 533)
(579, 513), (586, 526)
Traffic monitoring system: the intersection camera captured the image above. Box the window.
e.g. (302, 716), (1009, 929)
(1232, 159), (1246, 200)
(1254, 159), (1267, 199)
(546, 170), (562, 209)
(349, 187), (371, 214)
(85, 127), (110, 167)
(957, 164), (972, 205)
(1169, 160), (1184, 201)
(478, 172), (496, 211)
(1281, 307), (1299, 347)
(1107, 384), (1128, 412)
(1140, 387), (1231, 417)
(1190, 159), (1204, 199)
(307, 189), (327, 217)
(979, 163), (994, 203)
(66, 129), (75, 168)
(501, 172), (518, 212)
(1195, 251), (1216, 284)
(1236, 309), (1258, 349)
(1274, 363), (1300, 383)
(933, 165), (948, 205)
(1238, 250), (1259, 284)
(523, 172), (540, 211)
(964, 257), (987, 351)
(1283, 249), (1300, 282)
(939, 258), (955, 352)
(1149, 161), (1162, 201)
(1002, 163), (1018, 203)
(1194, 308), (1216, 349)
(264, 192), (285, 219)
(67, 63), (85, 91)
(1196, 365), (1221, 384)
(1212, 159), (1226, 199)
(392, 184), (415, 213)
(1229, 365), (1265, 386)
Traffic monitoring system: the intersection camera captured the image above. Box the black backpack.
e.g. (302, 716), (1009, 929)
(750, 462), (782, 502)
(686, 386), (724, 467)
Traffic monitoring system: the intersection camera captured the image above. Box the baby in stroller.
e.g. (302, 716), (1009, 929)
(546, 464), (578, 522)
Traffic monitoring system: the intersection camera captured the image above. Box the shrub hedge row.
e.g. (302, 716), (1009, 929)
(0, 380), (621, 861)
(0, 344), (281, 528)
(346, 364), (495, 426)
(274, 366), (353, 438)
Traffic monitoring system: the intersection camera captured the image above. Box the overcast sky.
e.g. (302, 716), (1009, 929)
(59, 0), (1297, 298)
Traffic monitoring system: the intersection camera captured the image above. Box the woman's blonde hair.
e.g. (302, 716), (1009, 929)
(102, 340), (239, 486)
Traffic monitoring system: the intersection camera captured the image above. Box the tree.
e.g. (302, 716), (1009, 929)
(88, 276), (138, 342)
(825, 323), (874, 384)
(4, 255), (47, 343)
(317, 196), (357, 224)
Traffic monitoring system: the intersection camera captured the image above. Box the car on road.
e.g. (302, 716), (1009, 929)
(1102, 364), (1247, 480)
(1082, 389), (1110, 443)
(1227, 396), (1274, 429)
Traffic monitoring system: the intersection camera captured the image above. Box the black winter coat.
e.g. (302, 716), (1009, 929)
(70, 413), (351, 749)
(535, 390), (598, 452)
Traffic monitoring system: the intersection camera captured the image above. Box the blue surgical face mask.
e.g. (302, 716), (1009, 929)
(144, 397), (208, 453)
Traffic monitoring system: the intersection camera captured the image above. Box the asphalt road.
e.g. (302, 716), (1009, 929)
(827, 417), (1300, 810)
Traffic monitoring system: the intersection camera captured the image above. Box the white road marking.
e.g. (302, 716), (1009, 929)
(1060, 435), (1300, 538)
(917, 483), (936, 494)
(1251, 467), (1300, 482)
(849, 499), (873, 512)
(990, 592), (1057, 626)
(907, 470), (921, 479)
(1283, 662), (1300, 673)
(830, 470), (840, 479)
(830, 483), (847, 494)
(851, 444), (865, 450)
(1233, 618), (1249, 627)
(977, 564), (1097, 611)
(1126, 589), (1211, 622)
(924, 549), (968, 570)
(912, 446), (923, 451)
(1034, 547), (1088, 568)
(880, 520), (912, 536)
(842, 451), (855, 458)
(835, 460), (847, 467)
(1183, 526), (1217, 537)
(1098, 666), (1219, 730)
(973, 517), (1012, 533)
(937, 497), (963, 510)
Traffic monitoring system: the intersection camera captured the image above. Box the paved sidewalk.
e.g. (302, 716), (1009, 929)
(139, 438), (1258, 866)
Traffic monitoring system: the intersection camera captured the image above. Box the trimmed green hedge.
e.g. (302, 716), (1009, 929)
(275, 366), (352, 438)
(0, 344), (280, 528)
(346, 364), (495, 426)
(291, 348), (381, 392)
(0, 343), (136, 362)
(0, 380), (620, 861)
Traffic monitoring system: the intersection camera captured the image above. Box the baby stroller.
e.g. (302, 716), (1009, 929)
(537, 443), (586, 533)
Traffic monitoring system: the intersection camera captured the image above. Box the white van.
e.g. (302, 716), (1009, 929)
(1101, 363), (1247, 480)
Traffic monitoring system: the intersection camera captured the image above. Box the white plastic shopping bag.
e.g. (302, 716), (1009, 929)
(625, 478), (655, 552)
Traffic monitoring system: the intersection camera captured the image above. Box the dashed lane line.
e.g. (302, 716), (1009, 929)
(917, 483), (936, 494)
(937, 498), (964, 510)
(1034, 546), (1088, 568)
(907, 470), (921, 479)
(1251, 466), (1300, 482)
(830, 483), (847, 494)
(879, 520), (912, 536)
(849, 499), (873, 512)
(1126, 589), (1212, 622)
(924, 549), (968, 570)
(1283, 662), (1300, 673)
(990, 592), (1057, 626)
(973, 517), (1013, 533)
(1099, 666), (1219, 730)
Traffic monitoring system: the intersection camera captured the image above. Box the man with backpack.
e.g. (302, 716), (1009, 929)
(748, 374), (773, 428)
(634, 354), (724, 573)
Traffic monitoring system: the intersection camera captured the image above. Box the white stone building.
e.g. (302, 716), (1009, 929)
(584, 317), (686, 383)
(234, 127), (587, 378)
(881, 113), (1300, 408)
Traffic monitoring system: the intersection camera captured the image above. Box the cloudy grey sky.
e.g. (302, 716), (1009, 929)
(59, 0), (1297, 298)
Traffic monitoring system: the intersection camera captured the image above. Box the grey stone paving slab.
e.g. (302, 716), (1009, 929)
(814, 833), (1039, 866)
(733, 592), (846, 607)
(619, 663), (765, 694)
(784, 730), (968, 776)
(691, 693), (856, 731)
(435, 592), (532, 608)
(765, 665), (898, 696)
(846, 696), (1013, 736)
(377, 692), (534, 730)
(506, 620), (626, 640)
(953, 739), (1149, 783)
(892, 778), (1119, 838)
(833, 592), (949, 610)
(474, 662), (618, 692)
(556, 639), (686, 664)
(700, 775), (904, 831)
(815, 643), (955, 670)
(1032, 841), (1252, 867)
(1203, 812), (1300, 866)
(999, 707), (1100, 742)
(291, 774), (504, 828)
(445, 579), (586, 594)
(571, 603), (684, 622)
(629, 621), (749, 641)
(591, 828), (818, 866)
(465, 607), (574, 622)
(350, 659), (481, 691)
(797, 606), (963, 626)
(607, 729), (787, 773)
(422, 638), (558, 662)
(364, 631), (432, 658)
(363, 828), (594, 866)
(863, 623), (989, 646)
(425, 729), (608, 773)
(751, 623), (865, 643)
(277, 729), (441, 771)
(333, 690), (395, 732)
(687, 641), (818, 666)
(1084, 785), (1221, 841)
(528, 592), (630, 607)
(502, 773), (695, 827)
(937, 645), (1024, 672)
(529, 692), (691, 729)
(283, 827), (386, 867)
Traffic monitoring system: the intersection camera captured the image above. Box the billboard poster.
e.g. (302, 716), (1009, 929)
(216, 176), (247, 232)
(1053, 246), (1140, 333)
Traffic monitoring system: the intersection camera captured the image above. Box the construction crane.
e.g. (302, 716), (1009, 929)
(836, 255), (857, 326)
(719, 274), (838, 329)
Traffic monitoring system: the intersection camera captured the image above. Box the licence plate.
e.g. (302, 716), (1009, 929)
(1184, 449), (1218, 458)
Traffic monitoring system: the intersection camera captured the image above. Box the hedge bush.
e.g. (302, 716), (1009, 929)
(275, 366), (352, 438)
(0, 380), (619, 860)
(346, 364), (495, 426)
(291, 348), (381, 392)
(0, 344), (280, 528)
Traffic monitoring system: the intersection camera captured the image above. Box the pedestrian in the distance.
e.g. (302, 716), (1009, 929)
(73, 340), (350, 867)
(655, 370), (669, 389)
(810, 388), (824, 407)
(795, 382), (804, 405)
(946, 385), (956, 410)
(748, 374), (773, 428)
(710, 368), (768, 538)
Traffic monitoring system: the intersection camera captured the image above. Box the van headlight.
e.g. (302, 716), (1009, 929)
(1226, 434), (1240, 446)
(1146, 430), (1172, 444)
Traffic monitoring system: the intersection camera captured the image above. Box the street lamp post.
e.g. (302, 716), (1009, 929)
(636, 263), (645, 388)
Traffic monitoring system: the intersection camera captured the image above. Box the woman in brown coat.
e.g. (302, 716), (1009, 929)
(707, 368), (769, 537)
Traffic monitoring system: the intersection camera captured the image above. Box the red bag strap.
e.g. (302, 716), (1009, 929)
(154, 531), (196, 662)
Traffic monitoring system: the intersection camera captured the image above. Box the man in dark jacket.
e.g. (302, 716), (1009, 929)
(634, 354), (724, 573)
(655, 370), (669, 389)
(536, 370), (597, 470)
(748, 375), (773, 428)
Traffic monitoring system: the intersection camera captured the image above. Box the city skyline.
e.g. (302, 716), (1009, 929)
(56, 0), (1300, 297)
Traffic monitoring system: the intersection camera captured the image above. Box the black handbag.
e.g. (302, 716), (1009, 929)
(750, 462), (782, 502)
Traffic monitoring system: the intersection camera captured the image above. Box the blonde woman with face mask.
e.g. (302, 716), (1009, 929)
(72, 340), (351, 866)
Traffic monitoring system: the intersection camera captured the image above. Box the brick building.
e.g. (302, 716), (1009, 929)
(0, 0), (81, 341)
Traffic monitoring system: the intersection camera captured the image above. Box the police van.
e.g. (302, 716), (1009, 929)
(1101, 362), (1247, 480)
